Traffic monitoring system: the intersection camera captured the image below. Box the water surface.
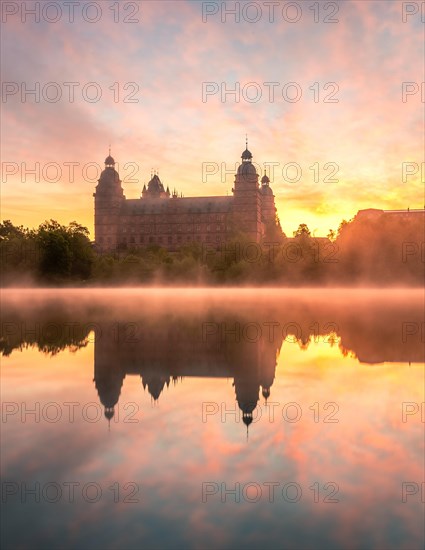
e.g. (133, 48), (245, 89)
(1, 289), (424, 549)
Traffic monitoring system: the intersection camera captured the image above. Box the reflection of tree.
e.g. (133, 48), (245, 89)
(0, 316), (90, 356)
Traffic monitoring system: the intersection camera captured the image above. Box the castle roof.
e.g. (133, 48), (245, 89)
(97, 166), (121, 186)
(237, 162), (257, 176)
(122, 196), (233, 214)
(147, 174), (165, 194)
(356, 208), (425, 220)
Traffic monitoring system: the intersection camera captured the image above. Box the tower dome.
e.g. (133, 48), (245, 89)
(260, 169), (273, 195)
(105, 155), (115, 167)
(237, 136), (257, 178)
(237, 162), (257, 177)
(241, 135), (253, 162)
(261, 172), (270, 184)
(241, 148), (253, 161)
(96, 149), (122, 190)
(98, 163), (121, 186)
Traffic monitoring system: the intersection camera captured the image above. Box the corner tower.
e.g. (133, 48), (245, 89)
(260, 170), (276, 226)
(93, 152), (125, 251)
(232, 139), (262, 242)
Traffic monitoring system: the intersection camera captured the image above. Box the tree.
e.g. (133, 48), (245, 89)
(0, 220), (38, 280)
(37, 222), (72, 279)
(327, 229), (336, 241)
(0, 220), (26, 239)
(36, 220), (94, 281)
(264, 215), (285, 243)
(336, 219), (349, 238)
(293, 223), (311, 238)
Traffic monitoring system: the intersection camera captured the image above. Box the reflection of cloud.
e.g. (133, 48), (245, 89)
(2, 340), (424, 549)
(2, 288), (424, 548)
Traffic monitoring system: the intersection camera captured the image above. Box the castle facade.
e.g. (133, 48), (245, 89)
(93, 143), (277, 252)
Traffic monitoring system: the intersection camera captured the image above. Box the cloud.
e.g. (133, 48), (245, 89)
(2, 1), (423, 236)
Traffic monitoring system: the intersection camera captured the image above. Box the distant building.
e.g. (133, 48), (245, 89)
(355, 208), (425, 220)
(93, 142), (278, 252)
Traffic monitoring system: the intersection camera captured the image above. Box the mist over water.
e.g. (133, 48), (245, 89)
(1, 288), (424, 550)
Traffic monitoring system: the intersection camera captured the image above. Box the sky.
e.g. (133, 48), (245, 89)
(1, 0), (424, 237)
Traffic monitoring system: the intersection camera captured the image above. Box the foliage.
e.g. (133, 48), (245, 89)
(0, 219), (94, 284)
(1, 213), (423, 286)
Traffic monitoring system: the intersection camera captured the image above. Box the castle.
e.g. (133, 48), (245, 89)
(93, 141), (278, 251)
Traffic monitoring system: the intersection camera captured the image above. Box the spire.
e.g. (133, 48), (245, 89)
(261, 169), (270, 185)
(105, 148), (115, 167)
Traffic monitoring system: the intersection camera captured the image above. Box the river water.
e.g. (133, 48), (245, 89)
(1, 288), (424, 549)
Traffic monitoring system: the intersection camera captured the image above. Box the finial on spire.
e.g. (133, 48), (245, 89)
(108, 143), (111, 156)
(245, 134), (248, 149)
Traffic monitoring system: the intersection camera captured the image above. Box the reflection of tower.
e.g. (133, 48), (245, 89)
(259, 338), (279, 403)
(94, 365), (124, 423)
(231, 328), (281, 436)
(231, 329), (262, 436)
(94, 324), (124, 423)
(234, 376), (260, 432)
(94, 369), (123, 420)
(141, 373), (170, 401)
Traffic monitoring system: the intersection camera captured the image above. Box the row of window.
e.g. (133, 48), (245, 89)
(122, 213), (226, 223)
(97, 235), (223, 245)
(120, 224), (224, 234)
(97, 226), (226, 235)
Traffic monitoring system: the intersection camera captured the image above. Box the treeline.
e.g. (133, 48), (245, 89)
(0, 216), (423, 286)
(0, 220), (93, 284)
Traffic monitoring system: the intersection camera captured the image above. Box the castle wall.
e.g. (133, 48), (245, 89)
(115, 197), (232, 251)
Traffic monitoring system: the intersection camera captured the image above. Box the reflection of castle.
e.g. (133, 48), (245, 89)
(94, 323), (280, 430)
(93, 141), (277, 252)
(2, 296), (424, 434)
